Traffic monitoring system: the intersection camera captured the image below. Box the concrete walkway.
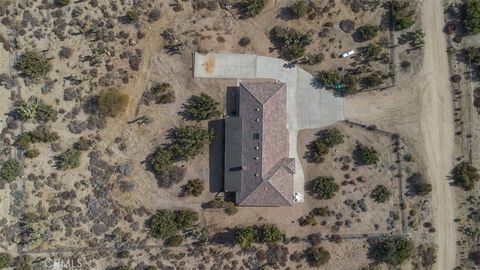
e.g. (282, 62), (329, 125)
(194, 53), (345, 201)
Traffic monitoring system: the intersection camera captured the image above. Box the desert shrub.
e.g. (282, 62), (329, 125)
(356, 143), (379, 165)
(224, 202), (238, 215)
(290, 1), (307, 18)
(470, 250), (480, 265)
(452, 161), (479, 191)
(407, 173), (432, 196)
(98, 89), (129, 117)
(16, 50), (51, 81)
(311, 176), (339, 199)
(181, 178), (204, 196)
(370, 185), (392, 203)
(318, 128), (344, 148)
(74, 137), (92, 151)
(117, 250), (130, 258)
(150, 210), (177, 239)
(16, 101), (37, 121)
(16, 133), (32, 151)
(269, 26), (312, 60)
(126, 9), (140, 22)
(24, 149), (40, 159)
(362, 73), (384, 88)
(266, 244), (289, 266)
(364, 44), (382, 59)
(358, 24), (379, 41)
(208, 198), (238, 215)
(0, 253), (12, 268)
(169, 125), (214, 161)
(184, 93), (221, 121)
(29, 126), (60, 143)
(261, 224), (283, 243)
(150, 148), (174, 175)
(238, 37), (251, 47)
(173, 209), (199, 229)
(0, 159), (21, 182)
(309, 139), (328, 163)
(310, 206), (330, 217)
(235, 226), (258, 248)
(35, 102), (58, 123)
(54, 0), (70, 6)
(240, 0), (268, 19)
(148, 8), (161, 22)
(157, 165), (187, 188)
(465, 0), (480, 34)
(165, 235), (184, 246)
(301, 53), (325, 65)
(317, 70), (341, 86)
(389, 0), (414, 31)
(55, 149), (81, 170)
(306, 246), (330, 267)
(299, 215), (317, 226)
(450, 74), (462, 83)
(150, 82), (175, 104)
(418, 244), (437, 268)
(369, 238), (414, 266)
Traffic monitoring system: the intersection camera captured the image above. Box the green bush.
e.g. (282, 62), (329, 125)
(98, 89), (129, 117)
(261, 224), (283, 243)
(370, 185), (392, 203)
(150, 210), (177, 239)
(299, 215), (318, 226)
(173, 209), (199, 229)
(269, 26), (312, 60)
(356, 143), (379, 165)
(16, 101), (37, 121)
(150, 147), (174, 174)
(302, 53), (325, 65)
(29, 126), (60, 143)
(35, 101), (58, 123)
(208, 198), (238, 215)
(407, 173), (432, 196)
(54, 0), (70, 6)
(310, 139), (328, 163)
(16, 133), (32, 151)
(389, 0), (414, 31)
(306, 246), (330, 267)
(364, 44), (382, 59)
(235, 226), (258, 248)
(55, 149), (81, 170)
(16, 51), (51, 81)
(165, 235), (184, 246)
(127, 9), (140, 22)
(0, 253), (12, 268)
(362, 73), (384, 88)
(452, 161), (479, 191)
(24, 149), (40, 159)
(148, 82), (175, 104)
(0, 159), (21, 182)
(290, 1), (307, 18)
(370, 238), (414, 266)
(181, 178), (204, 196)
(465, 0), (480, 34)
(317, 70), (341, 86)
(312, 176), (339, 199)
(169, 125), (214, 161)
(240, 0), (268, 19)
(224, 202), (238, 215)
(358, 24), (379, 41)
(184, 93), (221, 121)
(318, 128), (344, 148)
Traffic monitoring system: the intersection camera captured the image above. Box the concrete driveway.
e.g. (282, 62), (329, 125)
(194, 53), (345, 200)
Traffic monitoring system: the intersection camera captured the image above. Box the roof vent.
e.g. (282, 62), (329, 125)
(255, 173), (259, 177)
(255, 146), (259, 150)
(256, 108), (260, 111)
(255, 157), (259, 160)
(255, 118), (260, 122)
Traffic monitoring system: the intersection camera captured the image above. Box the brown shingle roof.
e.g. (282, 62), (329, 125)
(229, 81), (295, 207)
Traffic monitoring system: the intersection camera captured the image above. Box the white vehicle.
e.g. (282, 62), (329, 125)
(341, 50), (355, 58)
(293, 192), (303, 202)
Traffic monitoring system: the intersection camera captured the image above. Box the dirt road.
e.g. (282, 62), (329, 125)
(420, 1), (456, 269)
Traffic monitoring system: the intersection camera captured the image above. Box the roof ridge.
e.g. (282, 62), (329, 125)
(263, 158), (295, 181)
(262, 83), (286, 104)
(240, 82), (285, 104)
(241, 181), (291, 206)
(240, 82), (264, 107)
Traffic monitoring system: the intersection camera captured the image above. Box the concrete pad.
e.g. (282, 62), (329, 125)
(194, 53), (345, 202)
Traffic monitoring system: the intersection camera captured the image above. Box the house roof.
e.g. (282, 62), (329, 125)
(225, 81), (294, 206)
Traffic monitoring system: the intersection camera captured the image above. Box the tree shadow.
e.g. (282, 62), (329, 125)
(275, 7), (295, 21)
(211, 227), (237, 246)
(226, 86), (239, 116)
(208, 119), (225, 192)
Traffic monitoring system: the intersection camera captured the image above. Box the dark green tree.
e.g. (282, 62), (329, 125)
(150, 209), (177, 239)
(306, 246), (331, 267)
(370, 185), (392, 203)
(318, 128), (344, 148)
(312, 176), (339, 199)
(184, 93), (221, 121)
(358, 24), (379, 41)
(356, 143), (379, 165)
(466, 0), (480, 34)
(173, 209), (199, 229)
(55, 149), (81, 170)
(235, 226), (258, 248)
(269, 26), (312, 60)
(452, 161), (479, 191)
(369, 238), (414, 266)
(181, 178), (204, 196)
(240, 0), (268, 19)
(317, 70), (341, 86)
(169, 126), (214, 161)
(0, 253), (12, 268)
(290, 1), (307, 18)
(0, 159), (21, 182)
(261, 224), (283, 243)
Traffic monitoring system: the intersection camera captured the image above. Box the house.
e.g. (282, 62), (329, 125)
(224, 81), (295, 207)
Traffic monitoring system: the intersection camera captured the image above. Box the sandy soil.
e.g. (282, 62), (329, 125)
(420, 1), (456, 269)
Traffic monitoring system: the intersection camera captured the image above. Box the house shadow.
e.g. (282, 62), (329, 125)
(208, 119), (225, 192)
